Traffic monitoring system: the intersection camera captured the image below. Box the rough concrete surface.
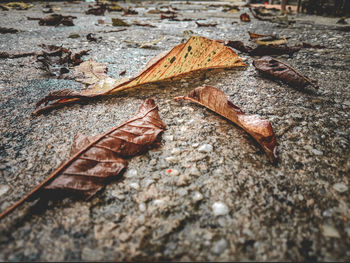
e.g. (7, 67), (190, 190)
(0, 1), (349, 261)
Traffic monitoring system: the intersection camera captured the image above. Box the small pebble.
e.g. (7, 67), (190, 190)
(212, 202), (229, 216)
(0, 185), (10, 197)
(192, 191), (203, 202)
(139, 203), (146, 212)
(189, 166), (201, 176)
(333, 183), (348, 193)
(311, 149), (323, 156)
(177, 174), (190, 186)
(165, 156), (179, 163)
(198, 144), (213, 153)
(129, 182), (140, 190)
(169, 169), (180, 176)
(125, 169), (138, 178)
(212, 239), (227, 254)
(321, 225), (340, 238)
(171, 148), (181, 155)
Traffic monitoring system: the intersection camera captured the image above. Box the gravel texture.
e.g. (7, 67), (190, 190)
(0, 1), (349, 261)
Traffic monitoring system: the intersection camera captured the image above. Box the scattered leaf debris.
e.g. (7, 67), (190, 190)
(34, 36), (246, 114)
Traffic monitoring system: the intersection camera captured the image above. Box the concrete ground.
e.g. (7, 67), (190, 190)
(0, 1), (349, 261)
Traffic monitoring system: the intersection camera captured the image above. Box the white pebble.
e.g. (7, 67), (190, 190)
(311, 149), (323, 156)
(321, 225), (340, 238)
(333, 183), (348, 193)
(211, 239), (227, 254)
(171, 148), (181, 155)
(165, 156), (179, 163)
(153, 199), (164, 206)
(0, 185), (9, 197)
(129, 182), (140, 190)
(212, 202), (229, 216)
(189, 166), (201, 176)
(125, 169), (138, 178)
(198, 144), (213, 153)
(139, 203), (146, 212)
(193, 191), (203, 202)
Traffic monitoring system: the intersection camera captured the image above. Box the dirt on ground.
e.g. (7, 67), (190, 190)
(0, 0), (349, 261)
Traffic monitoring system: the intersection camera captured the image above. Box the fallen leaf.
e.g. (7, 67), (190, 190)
(125, 35), (165, 49)
(0, 2), (33, 10)
(249, 7), (273, 21)
(223, 6), (240, 13)
(132, 21), (156, 28)
(240, 13), (251, 22)
(86, 33), (101, 42)
(34, 36), (246, 114)
(0, 99), (166, 220)
(123, 7), (138, 15)
(254, 38), (287, 46)
(196, 21), (218, 27)
(36, 44), (89, 78)
(248, 45), (300, 56)
(336, 17), (347, 25)
(112, 18), (130, 27)
(0, 51), (37, 59)
(296, 42), (326, 49)
(253, 56), (318, 89)
(248, 31), (274, 40)
(0, 27), (18, 34)
(86, 4), (107, 16)
(220, 39), (299, 57)
(98, 28), (127, 34)
(160, 14), (177, 20)
(119, 70), (126, 76)
(174, 86), (277, 163)
(108, 3), (123, 12)
(223, 40), (252, 53)
(68, 33), (80, 39)
(72, 59), (108, 85)
(37, 14), (76, 26)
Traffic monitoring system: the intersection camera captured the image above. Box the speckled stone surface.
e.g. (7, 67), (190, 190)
(0, 1), (349, 261)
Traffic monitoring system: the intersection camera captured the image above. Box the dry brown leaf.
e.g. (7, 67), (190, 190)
(196, 21), (218, 27)
(255, 38), (287, 46)
(248, 31), (274, 40)
(34, 36), (246, 114)
(240, 13), (251, 22)
(37, 14), (76, 26)
(0, 27), (19, 34)
(175, 86), (277, 163)
(253, 56), (318, 89)
(0, 99), (166, 220)
(72, 59), (108, 85)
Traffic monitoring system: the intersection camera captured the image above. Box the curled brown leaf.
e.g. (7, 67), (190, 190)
(240, 13), (251, 22)
(175, 86), (278, 163)
(253, 56), (318, 89)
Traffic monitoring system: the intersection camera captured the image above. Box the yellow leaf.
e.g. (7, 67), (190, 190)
(34, 36), (246, 114)
(3, 2), (33, 10)
(254, 38), (287, 46)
